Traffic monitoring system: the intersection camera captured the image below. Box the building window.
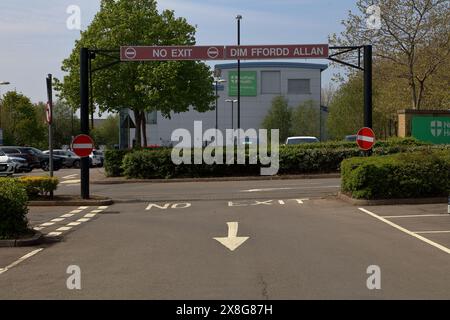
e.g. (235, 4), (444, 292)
(288, 79), (311, 95)
(261, 71), (281, 94)
(147, 111), (157, 124)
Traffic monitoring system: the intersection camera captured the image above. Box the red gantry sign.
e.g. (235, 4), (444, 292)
(72, 134), (94, 158)
(356, 127), (376, 151)
(120, 44), (329, 61)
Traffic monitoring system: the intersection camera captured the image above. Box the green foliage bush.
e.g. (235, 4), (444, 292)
(0, 178), (29, 239)
(104, 150), (131, 177)
(17, 176), (59, 198)
(341, 150), (450, 199)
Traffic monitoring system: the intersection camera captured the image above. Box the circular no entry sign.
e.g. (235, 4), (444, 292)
(356, 127), (376, 151)
(72, 134), (94, 157)
(45, 102), (52, 124)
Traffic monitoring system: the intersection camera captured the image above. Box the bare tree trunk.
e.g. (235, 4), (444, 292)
(417, 80), (425, 110)
(141, 111), (148, 147)
(133, 109), (141, 147)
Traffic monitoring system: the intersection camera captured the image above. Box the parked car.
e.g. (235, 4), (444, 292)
(89, 150), (103, 167)
(0, 146), (40, 169)
(92, 150), (104, 167)
(7, 155), (29, 173)
(344, 135), (357, 142)
(0, 151), (14, 176)
(43, 149), (81, 168)
(12, 147), (63, 171)
(285, 136), (320, 145)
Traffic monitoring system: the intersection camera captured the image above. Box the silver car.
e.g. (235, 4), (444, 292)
(0, 151), (14, 176)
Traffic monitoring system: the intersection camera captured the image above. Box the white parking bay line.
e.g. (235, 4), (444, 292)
(359, 208), (450, 255)
(414, 230), (450, 234)
(0, 248), (44, 275)
(60, 179), (80, 184)
(381, 214), (448, 219)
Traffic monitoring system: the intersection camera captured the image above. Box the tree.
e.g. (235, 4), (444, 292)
(326, 74), (365, 140)
(91, 115), (119, 148)
(330, 0), (450, 110)
(0, 91), (46, 148)
(261, 96), (292, 143)
(291, 100), (320, 138)
(56, 0), (215, 147)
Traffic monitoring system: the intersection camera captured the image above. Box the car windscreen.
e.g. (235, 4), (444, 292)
(1, 148), (20, 154)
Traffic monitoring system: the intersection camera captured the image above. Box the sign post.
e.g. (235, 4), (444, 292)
(46, 74), (54, 193)
(356, 127), (376, 152)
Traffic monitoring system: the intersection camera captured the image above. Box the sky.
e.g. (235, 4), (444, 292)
(0, 0), (359, 104)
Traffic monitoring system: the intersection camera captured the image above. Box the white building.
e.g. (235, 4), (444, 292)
(120, 62), (327, 147)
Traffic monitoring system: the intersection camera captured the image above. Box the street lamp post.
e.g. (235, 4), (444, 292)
(236, 15), (242, 132)
(214, 78), (226, 131)
(0, 81), (11, 129)
(225, 99), (238, 132)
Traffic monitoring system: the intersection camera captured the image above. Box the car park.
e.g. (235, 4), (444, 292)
(23, 147), (63, 171)
(285, 136), (320, 145)
(0, 146), (40, 169)
(89, 150), (103, 167)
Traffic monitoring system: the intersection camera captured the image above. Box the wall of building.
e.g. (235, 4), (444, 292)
(127, 62), (327, 147)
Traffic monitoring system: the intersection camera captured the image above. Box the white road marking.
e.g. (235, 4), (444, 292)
(241, 186), (339, 192)
(56, 226), (72, 231)
(381, 214), (448, 219)
(69, 210), (82, 214)
(33, 227), (44, 231)
(84, 213), (97, 218)
(213, 222), (249, 251)
(77, 218), (90, 222)
(414, 230), (450, 234)
(79, 206), (89, 210)
(0, 248), (44, 275)
(60, 179), (80, 184)
(90, 209), (103, 213)
(357, 135), (374, 142)
(61, 213), (75, 218)
(47, 232), (62, 237)
(359, 208), (450, 255)
(67, 222), (82, 226)
(40, 222), (55, 227)
(98, 206), (108, 210)
(62, 174), (78, 179)
(51, 218), (65, 222)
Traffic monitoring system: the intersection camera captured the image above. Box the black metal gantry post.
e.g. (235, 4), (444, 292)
(80, 48), (90, 199)
(363, 45), (373, 129)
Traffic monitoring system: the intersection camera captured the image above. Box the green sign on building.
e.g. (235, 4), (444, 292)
(228, 71), (257, 96)
(412, 116), (450, 144)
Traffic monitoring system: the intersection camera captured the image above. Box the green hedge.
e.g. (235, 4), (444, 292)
(106, 138), (444, 179)
(104, 149), (131, 177)
(341, 150), (450, 199)
(0, 178), (29, 239)
(17, 176), (59, 199)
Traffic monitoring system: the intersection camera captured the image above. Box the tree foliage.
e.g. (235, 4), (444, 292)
(330, 0), (450, 110)
(291, 100), (320, 138)
(56, 0), (215, 146)
(261, 96), (292, 143)
(91, 115), (119, 148)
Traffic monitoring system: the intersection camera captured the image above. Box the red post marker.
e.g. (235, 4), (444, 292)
(356, 127), (375, 151)
(72, 134), (94, 157)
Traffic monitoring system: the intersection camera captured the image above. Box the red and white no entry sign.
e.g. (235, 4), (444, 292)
(356, 127), (376, 150)
(72, 134), (94, 157)
(45, 102), (52, 124)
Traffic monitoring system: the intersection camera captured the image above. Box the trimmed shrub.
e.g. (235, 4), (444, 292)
(17, 176), (59, 198)
(341, 150), (450, 199)
(0, 178), (29, 239)
(104, 149), (131, 177)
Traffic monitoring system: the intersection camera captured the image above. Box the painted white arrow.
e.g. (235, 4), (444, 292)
(214, 222), (249, 251)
